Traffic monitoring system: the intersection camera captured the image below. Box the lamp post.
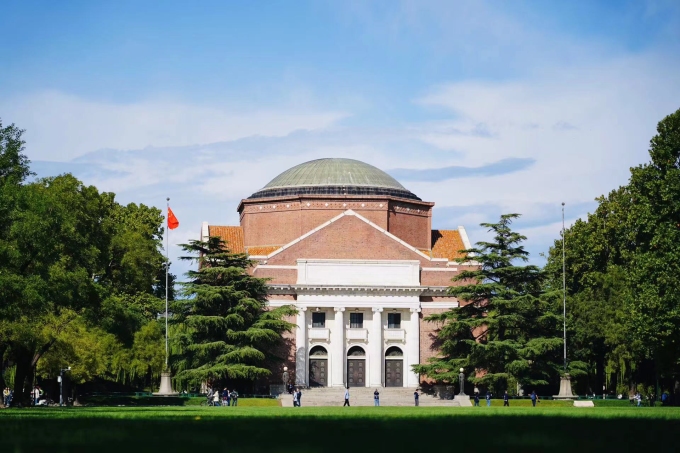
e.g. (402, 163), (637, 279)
(59, 367), (71, 406)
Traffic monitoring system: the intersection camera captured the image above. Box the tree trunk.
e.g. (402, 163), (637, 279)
(595, 353), (604, 396)
(0, 344), (7, 391)
(12, 357), (31, 406)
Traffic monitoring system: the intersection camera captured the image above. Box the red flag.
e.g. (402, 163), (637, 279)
(167, 207), (179, 230)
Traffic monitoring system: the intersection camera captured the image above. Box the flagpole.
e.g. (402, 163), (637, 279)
(562, 202), (566, 374)
(165, 197), (170, 370)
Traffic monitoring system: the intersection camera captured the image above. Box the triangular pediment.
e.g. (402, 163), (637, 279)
(263, 210), (433, 265)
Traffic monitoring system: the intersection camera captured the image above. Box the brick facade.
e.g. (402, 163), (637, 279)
(203, 159), (478, 389)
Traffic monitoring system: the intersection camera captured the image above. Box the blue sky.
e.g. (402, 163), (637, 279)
(2, 0), (680, 278)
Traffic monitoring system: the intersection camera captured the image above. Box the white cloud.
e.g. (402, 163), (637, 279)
(409, 53), (680, 214)
(0, 91), (347, 161)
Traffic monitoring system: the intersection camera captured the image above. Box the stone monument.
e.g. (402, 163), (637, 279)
(553, 373), (575, 399)
(155, 371), (178, 396)
(453, 367), (472, 406)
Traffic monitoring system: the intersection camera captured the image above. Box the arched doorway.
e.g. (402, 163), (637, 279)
(309, 346), (328, 387)
(347, 346), (366, 387)
(385, 346), (403, 387)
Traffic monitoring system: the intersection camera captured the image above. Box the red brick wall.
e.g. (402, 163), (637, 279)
(387, 206), (431, 250)
(265, 214), (432, 266)
(421, 270), (460, 286)
(239, 195), (434, 250)
(253, 267), (298, 285)
(420, 307), (448, 370)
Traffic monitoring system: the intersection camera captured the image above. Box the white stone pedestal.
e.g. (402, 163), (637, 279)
(553, 374), (575, 399)
(454, 395), (472, 407)
(155, 372), (178, 395)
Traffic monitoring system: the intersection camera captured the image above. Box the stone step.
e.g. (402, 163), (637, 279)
(281, 388), (461, 407)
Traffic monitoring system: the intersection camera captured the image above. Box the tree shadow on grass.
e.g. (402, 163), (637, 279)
(2, 411), (679, 453)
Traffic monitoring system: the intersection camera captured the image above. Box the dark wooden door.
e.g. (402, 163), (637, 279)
(347, 359), (365, 387)
(309, 359), (327, 387)
(385, 360), (403, 387)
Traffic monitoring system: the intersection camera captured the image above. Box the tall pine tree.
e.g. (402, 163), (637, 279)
(414, 214), (563, 394)
(171, 237), (296, 387)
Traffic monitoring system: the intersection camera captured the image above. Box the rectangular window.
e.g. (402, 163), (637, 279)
(312, 312), (325, 328)
(350, 312), (364, 328)
(388, 313), (401, 329)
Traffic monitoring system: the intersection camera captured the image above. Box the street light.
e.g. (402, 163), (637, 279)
(59, 367), (71, 406)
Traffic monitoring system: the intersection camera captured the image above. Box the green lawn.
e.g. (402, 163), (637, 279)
(2, 405), (679, 452)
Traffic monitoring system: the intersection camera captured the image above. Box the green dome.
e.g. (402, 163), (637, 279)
(249, 158), (419, 200)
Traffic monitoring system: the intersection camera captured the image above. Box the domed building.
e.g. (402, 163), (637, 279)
(202, 158), (474, 389)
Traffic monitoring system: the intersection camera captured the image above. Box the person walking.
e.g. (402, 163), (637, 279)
(343, 386), (350, 406)
(32, 386), (40, 406)
(374, 389), (380, 407)
(503, 390), (510, 407)
(213, 389), (221, 406)
(231, 389), (238, 406)
(3, 387), (10, 407)
(414, 390), (419, 406)
(222, 388), (229, 407)
(530, 391), (539, 407)
(296, 388), (302, 407)
(293, 388), (299, 407)
(486, 391), (492, 407)
(474, 393), (480, 407)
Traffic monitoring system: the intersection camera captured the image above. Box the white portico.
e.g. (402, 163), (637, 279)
(269, 258), (454, 388)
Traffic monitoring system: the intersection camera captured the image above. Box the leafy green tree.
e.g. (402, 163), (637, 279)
(625, 108), (680, 387)
(543, 190), (638, 394)
(0, 174), (111, 403)
(414, 214), (563, 394)
(0, 119), (32, 391)
(543, 108), (680, 396)
(129, 320), (166, 388)
(171, 237), (296, 388)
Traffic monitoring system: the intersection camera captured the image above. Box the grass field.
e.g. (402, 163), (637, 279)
(2, 405), (679, 452)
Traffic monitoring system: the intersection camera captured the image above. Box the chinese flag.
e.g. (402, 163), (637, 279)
(167, 207), (179, 230)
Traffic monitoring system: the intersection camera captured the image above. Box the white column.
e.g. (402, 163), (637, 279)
(295, 306), (308, 386)
(331, 307), (346, 387)
(369, 307), (383, 387)
(406, 307), (421, 387)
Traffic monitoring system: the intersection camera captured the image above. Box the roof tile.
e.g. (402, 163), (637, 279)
(246, 245), (281, 256)
(431, 229), (466, 261)
(207, 226), (245, 254)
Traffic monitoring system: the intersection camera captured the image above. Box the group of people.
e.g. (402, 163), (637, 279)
(473, 390), (539, 407)
(292, 387), (302, 406)
(207, 387), (239, 406)
(2, 387), (13, 407)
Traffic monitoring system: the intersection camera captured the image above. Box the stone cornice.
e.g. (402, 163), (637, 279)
(267, 284), (451, 297)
